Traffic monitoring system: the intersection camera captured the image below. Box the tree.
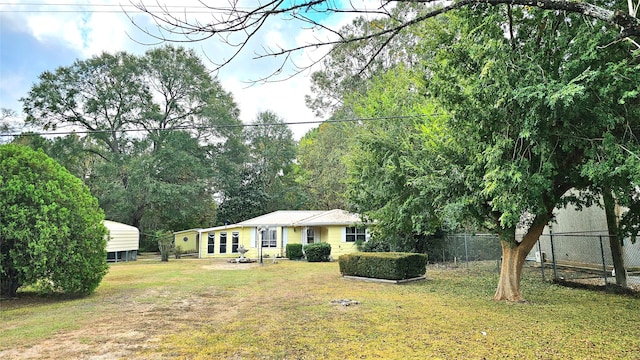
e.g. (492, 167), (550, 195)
(245, 110), (299, 212)
(345, 65), (442, 251)
(216, 166), (271, 224)
(1, 108), (23, 144)
(155, 230), (174, 262)
(297, 121), (352, 210)
(0, 144), (108, 298)
(420, 7), (640, 300)
(582, 133), (640, 287)
(321, 5), (640, 301)
(23, 51), (148, 156)
(21, 46), (242, 240)
(138, 45), (241, 146)
(215, 111), (299, 223)
(133, 0), (640, 81)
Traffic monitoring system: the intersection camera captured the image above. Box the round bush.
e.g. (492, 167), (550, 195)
(0, 144), (108, 297)
(303, 242), (331, 262)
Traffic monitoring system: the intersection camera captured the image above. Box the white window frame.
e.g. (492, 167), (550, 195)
(207, 233), (215, 254)
(231, 232), (239, 253)
(345, 226), (366, 242)
(261, 227), (278, 248)
(219, 232), (228, 253)
(306, 228), (315, 244)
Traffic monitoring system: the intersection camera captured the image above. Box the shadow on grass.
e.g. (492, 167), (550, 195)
(553, 279), (640, 298)
(0, 291), (86, 310)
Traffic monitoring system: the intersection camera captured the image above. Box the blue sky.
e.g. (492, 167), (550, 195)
(0, 0), (375, 138)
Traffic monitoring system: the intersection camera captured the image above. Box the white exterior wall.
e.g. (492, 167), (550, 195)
(105, 220), (140, 252)
(530, 192), (640, 267)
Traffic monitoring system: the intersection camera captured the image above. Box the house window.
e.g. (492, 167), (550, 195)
(207, 233), (215, 254)
(306, 228), (315, 244)
(232, 232), (239, 253)
(183, 236), (188, 242)
(261, 228), (277, 248)
(345, 227), (366, 242)
(220, 232), (227, 253)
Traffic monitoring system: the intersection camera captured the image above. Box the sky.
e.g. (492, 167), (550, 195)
(0, 0), (381, 139)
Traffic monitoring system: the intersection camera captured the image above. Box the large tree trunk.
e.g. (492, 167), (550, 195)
(494, 219), (548, 301)
(0, 268), (20, 298)
(602, 190), (627, 287)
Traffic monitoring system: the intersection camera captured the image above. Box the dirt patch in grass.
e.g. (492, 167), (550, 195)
(1, 283), (251, 359)
(201, 261), (259, 271)
(0, 259), (258, 359)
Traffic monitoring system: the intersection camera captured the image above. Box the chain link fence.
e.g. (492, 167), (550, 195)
(438, 232), (640, 290)
(534, 232), (640, 287)
(436, 233), (502, 267)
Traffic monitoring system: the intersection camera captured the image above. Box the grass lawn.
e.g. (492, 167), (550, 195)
(1, 259), (639, 359)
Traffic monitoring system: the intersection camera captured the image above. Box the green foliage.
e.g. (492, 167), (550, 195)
(215, 167), (270, 225)
(338, 252), (427, 280)
(344, 65), (444, 243)
(155, 230), (174, 262)
(285, 243), (303, 260)
(0, 144), (107, 297)
(303, 242), (331, 262)
(359, 237), (390, 252)
(20, 45), (243, 236)
(296, 121), (352, 210)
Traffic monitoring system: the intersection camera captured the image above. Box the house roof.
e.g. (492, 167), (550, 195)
(186, 209), (365, 233)
(237, 210), (326, 226)
(294, 209), (363, 226)
(237, 209), (363, 227)
(104, 220), (139, 233)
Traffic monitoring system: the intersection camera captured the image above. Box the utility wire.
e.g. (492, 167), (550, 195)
(2, 114), (435, 138)
(0, 3), (251, 13)
(0, 2), (356, 13)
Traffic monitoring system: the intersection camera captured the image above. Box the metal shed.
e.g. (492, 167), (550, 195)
(105, 220), (139, 262)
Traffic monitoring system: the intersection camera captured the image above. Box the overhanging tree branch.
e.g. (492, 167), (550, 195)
(130, 0), (640, 79)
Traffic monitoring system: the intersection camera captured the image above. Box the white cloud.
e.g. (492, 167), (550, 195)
(82, 13), (130, 56)
(5, 0), (391, 138)
(224, 75), (317, 139)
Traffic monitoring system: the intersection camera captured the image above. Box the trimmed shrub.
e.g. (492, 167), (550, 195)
(286, 243), (304, 260)
(304, 242), (331, 262)
(338, 252), (427, 280)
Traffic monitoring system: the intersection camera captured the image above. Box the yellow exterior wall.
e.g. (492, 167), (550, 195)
(192, 224), (363, 259)
(200, 227), (251, 259)
(199, 226), (289, 259)
(324, 225), (359, 258)
(173, 231), (198, 253)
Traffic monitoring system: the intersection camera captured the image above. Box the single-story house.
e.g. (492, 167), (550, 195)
(105, 220), (139, 262)
(174, 209), (369, 259)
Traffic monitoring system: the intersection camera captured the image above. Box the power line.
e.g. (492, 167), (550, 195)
(0, 2), (357, 14)
(2, 114), (434, 138)
(0, 2), (251, 13)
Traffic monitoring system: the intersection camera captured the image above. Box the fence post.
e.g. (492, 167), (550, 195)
(464, 233), (469, 268)
(599, 235), (608, 285)
(550, 230), (558, 281)
(537, 239), (545, 282)
(442, 237), (446, 264)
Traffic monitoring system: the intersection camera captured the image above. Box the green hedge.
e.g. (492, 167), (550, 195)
(286, 243), (304, 260)
(303, 242), (331, 262)
(338, 252), (427, 280)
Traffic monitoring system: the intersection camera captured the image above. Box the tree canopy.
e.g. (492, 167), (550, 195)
(302, 3), (640, 300)
(0, 144), (108, 298)
(20, 46), (243, 246)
